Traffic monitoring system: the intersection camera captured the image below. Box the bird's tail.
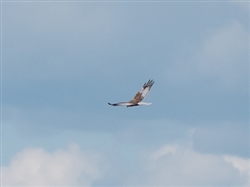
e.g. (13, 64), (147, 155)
(138, 102), (152, 106)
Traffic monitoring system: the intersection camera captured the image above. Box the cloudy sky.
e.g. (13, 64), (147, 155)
(1, 1), (249, 186)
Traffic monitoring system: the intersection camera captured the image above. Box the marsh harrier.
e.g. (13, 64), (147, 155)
(108, 79), (155, 107)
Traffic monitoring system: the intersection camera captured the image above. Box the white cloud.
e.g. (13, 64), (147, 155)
(2, 144), (102, 186)
(224, 155), (250, 175)
(128, 143), (249, 186)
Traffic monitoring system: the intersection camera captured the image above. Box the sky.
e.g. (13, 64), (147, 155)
(1, 1), (249, 186)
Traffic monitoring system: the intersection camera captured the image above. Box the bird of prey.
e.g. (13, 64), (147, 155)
(108, 79), (155, 107)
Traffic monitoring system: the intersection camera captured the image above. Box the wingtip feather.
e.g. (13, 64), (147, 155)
(143, 79), (155, 88)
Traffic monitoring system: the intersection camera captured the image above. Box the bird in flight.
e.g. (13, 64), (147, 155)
(108, 79), (155, 107)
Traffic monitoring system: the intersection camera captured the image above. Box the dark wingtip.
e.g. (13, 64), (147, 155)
(143, 79), (155, 88)
(150, 79), (155, 85)
(108, 102), (116, 106)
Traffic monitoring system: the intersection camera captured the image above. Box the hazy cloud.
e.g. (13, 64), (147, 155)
(166, 20), (249, 92)
(192, 121), (249, 157)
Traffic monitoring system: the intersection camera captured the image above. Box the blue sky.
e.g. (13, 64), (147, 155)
(1, 1), (249, 186)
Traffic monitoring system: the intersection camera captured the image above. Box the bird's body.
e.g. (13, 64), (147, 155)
(108, 79), (154, 107)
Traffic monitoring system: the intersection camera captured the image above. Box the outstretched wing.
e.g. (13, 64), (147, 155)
(131, 79), (155, 103)
(108, 102), (133, 106)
